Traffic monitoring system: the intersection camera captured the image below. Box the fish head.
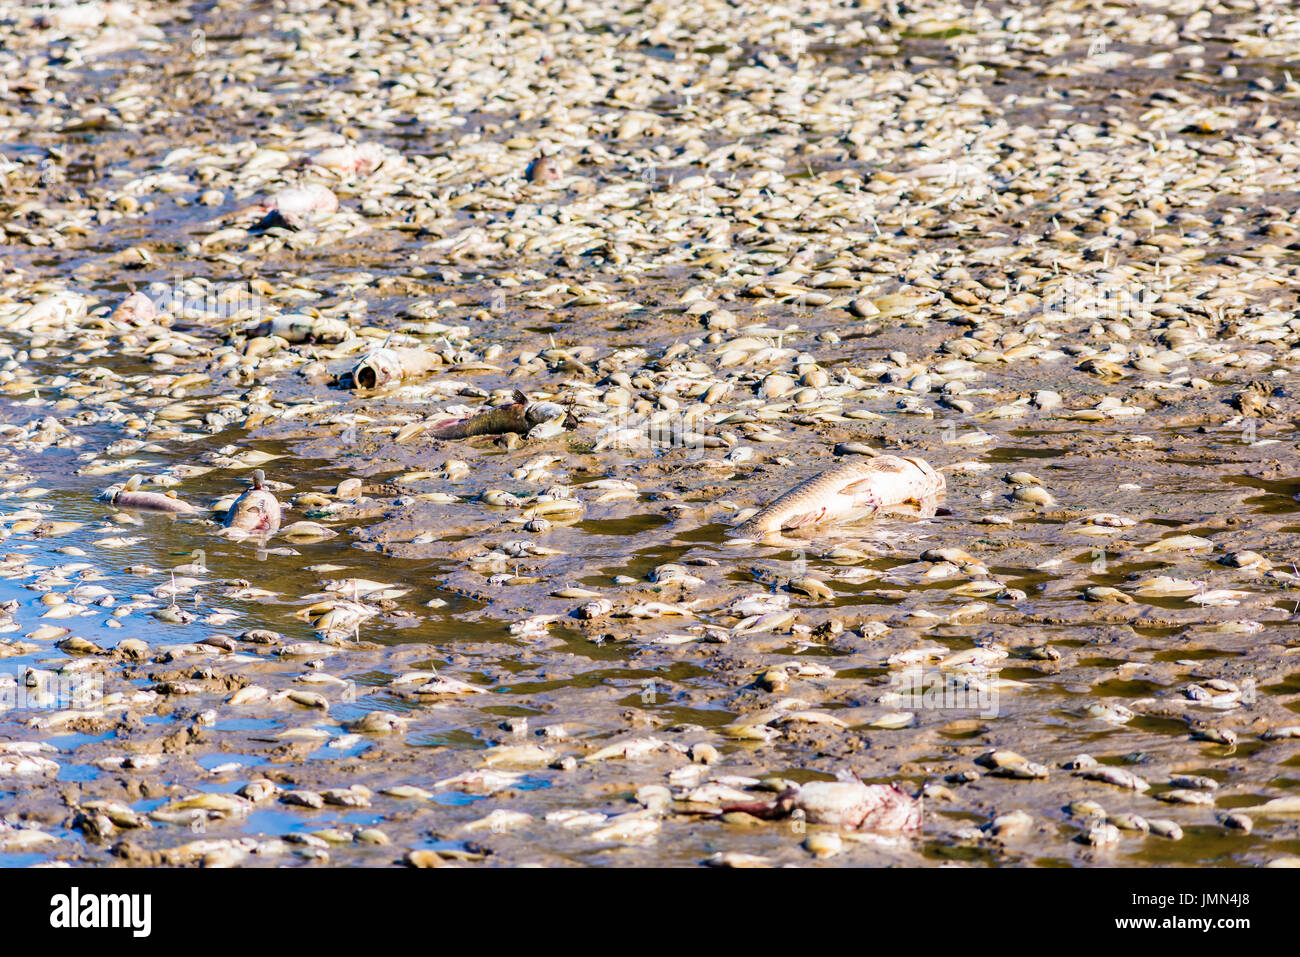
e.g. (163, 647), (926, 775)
(97, 485), (123, 503)
(524, 401), (565, 426)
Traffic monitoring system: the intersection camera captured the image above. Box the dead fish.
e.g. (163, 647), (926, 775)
(3, 292), (87, 332)
(721, 780), (922, 832)
(267, 184), (339, 228)
(244, 314), (352, 344)
(430, 390), (574, 440)
(525, 154), (563, 185)
(98, 475), (198, 514)
(223, 470), (282, 535)
(310, 143), (387, 176)
(732, 455), (945, 539)
(109, 291), (158, 326)
(351, 347), (443, 389)
(256, 184), (339, 229)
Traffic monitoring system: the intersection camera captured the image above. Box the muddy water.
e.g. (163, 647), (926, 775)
(3, 365), (1298, 869)
(2, 0), (1300, 868)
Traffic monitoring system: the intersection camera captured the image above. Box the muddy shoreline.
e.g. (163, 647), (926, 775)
(0, 0), (1299, 867)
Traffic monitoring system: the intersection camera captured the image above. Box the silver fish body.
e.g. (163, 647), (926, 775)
(733, 455), (945, 538)
(99, 486), (198, 514)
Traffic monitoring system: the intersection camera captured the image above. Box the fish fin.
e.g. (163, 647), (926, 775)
(839, 477), (883, 496)
(838, 479), (885, 511)
(782, 507), (828, 529)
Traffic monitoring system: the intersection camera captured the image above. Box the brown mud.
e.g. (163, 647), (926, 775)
(0, 0), (1299, 867)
